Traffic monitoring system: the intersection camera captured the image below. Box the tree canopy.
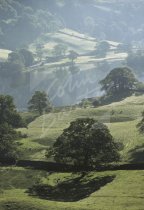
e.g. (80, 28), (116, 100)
(100, 67), (138, 96)
(68, 50), (78, 62)
(47, 118), (120, 167)
(19, 49), (34, 67)
(0, 123), (19, 163)
(0, 95), (24, 128)
(8, 49), (34, 67)
(53, 44), (67, 57)
(0, 95), (24, 163)
(28, 91), (52, 115)
(95, 41), (110, 57)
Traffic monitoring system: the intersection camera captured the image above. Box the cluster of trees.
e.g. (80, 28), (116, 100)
(0, 90), (52, 163)
(0, 48), (34, 91)
(0, 0), (61, 49)
(8, 49), (34, 67)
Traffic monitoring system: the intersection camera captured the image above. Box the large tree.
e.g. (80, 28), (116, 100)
(8, 51), (24, 64)
(95, 41), (110, 57)
(28, 91), (52, 115)
(8, 49), (34, 67)
(19, 49), (34, 67)
(68, 50), (78, 63)
(100, 67), (138, 96)
(0, 123), (19, 163)
(53, 44), (67, 57)
(0, 95), (24, 163)
(47, 118), (120, 167)
(0, 95), (24, 128)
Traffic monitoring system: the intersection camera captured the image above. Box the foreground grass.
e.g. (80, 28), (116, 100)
(0, 167), (143, 210)
(19, 95), (144, 161)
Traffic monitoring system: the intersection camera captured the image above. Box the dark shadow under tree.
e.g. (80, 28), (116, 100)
(28, 174), (115, 202)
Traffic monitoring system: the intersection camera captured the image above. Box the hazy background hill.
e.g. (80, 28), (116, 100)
(0, 0), (62, 49)
(1, 0), (144, 49)
(16, 0), (144, 44)
(0, 0), (144, 108)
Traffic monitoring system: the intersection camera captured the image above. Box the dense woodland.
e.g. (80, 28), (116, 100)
(0, 0), (61, 49)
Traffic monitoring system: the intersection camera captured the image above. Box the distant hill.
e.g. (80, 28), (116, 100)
(0, 0), (143, 108)
(16, 0), (144, 45)
(1, 0), (144, 49)
(0, 0), (61, 49)
(0, 26), (128, 108)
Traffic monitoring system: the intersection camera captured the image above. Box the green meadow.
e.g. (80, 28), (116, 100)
(0, 95), (144, 210)
(19, 95), (144, 161)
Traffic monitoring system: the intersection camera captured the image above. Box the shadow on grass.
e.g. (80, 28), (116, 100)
(28, 174), (115, 202)
(129, 144), (144, 163)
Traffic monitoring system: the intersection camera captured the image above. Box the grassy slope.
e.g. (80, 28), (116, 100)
(43, 28), (120, 54)
(29, 28), (127, 72)
(19, 95), (144, 161)
(0, 95), (144, 210)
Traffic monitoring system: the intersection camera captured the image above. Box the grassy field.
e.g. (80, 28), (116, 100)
(43, 28), (96, 54)
(0, 168), (143, 210)
(28, 28), (127, 73)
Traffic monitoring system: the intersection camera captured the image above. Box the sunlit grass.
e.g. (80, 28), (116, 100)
(0, 49), (11, 59)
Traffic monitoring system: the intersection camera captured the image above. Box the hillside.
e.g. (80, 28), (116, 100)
(29, 28), (127, 71)
(19, 0), (144, 44)
(0, 26), (129, 108)
(19, 95), (144, 162)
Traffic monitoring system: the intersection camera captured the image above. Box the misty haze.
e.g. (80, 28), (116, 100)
(0, 1), (144, 210)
